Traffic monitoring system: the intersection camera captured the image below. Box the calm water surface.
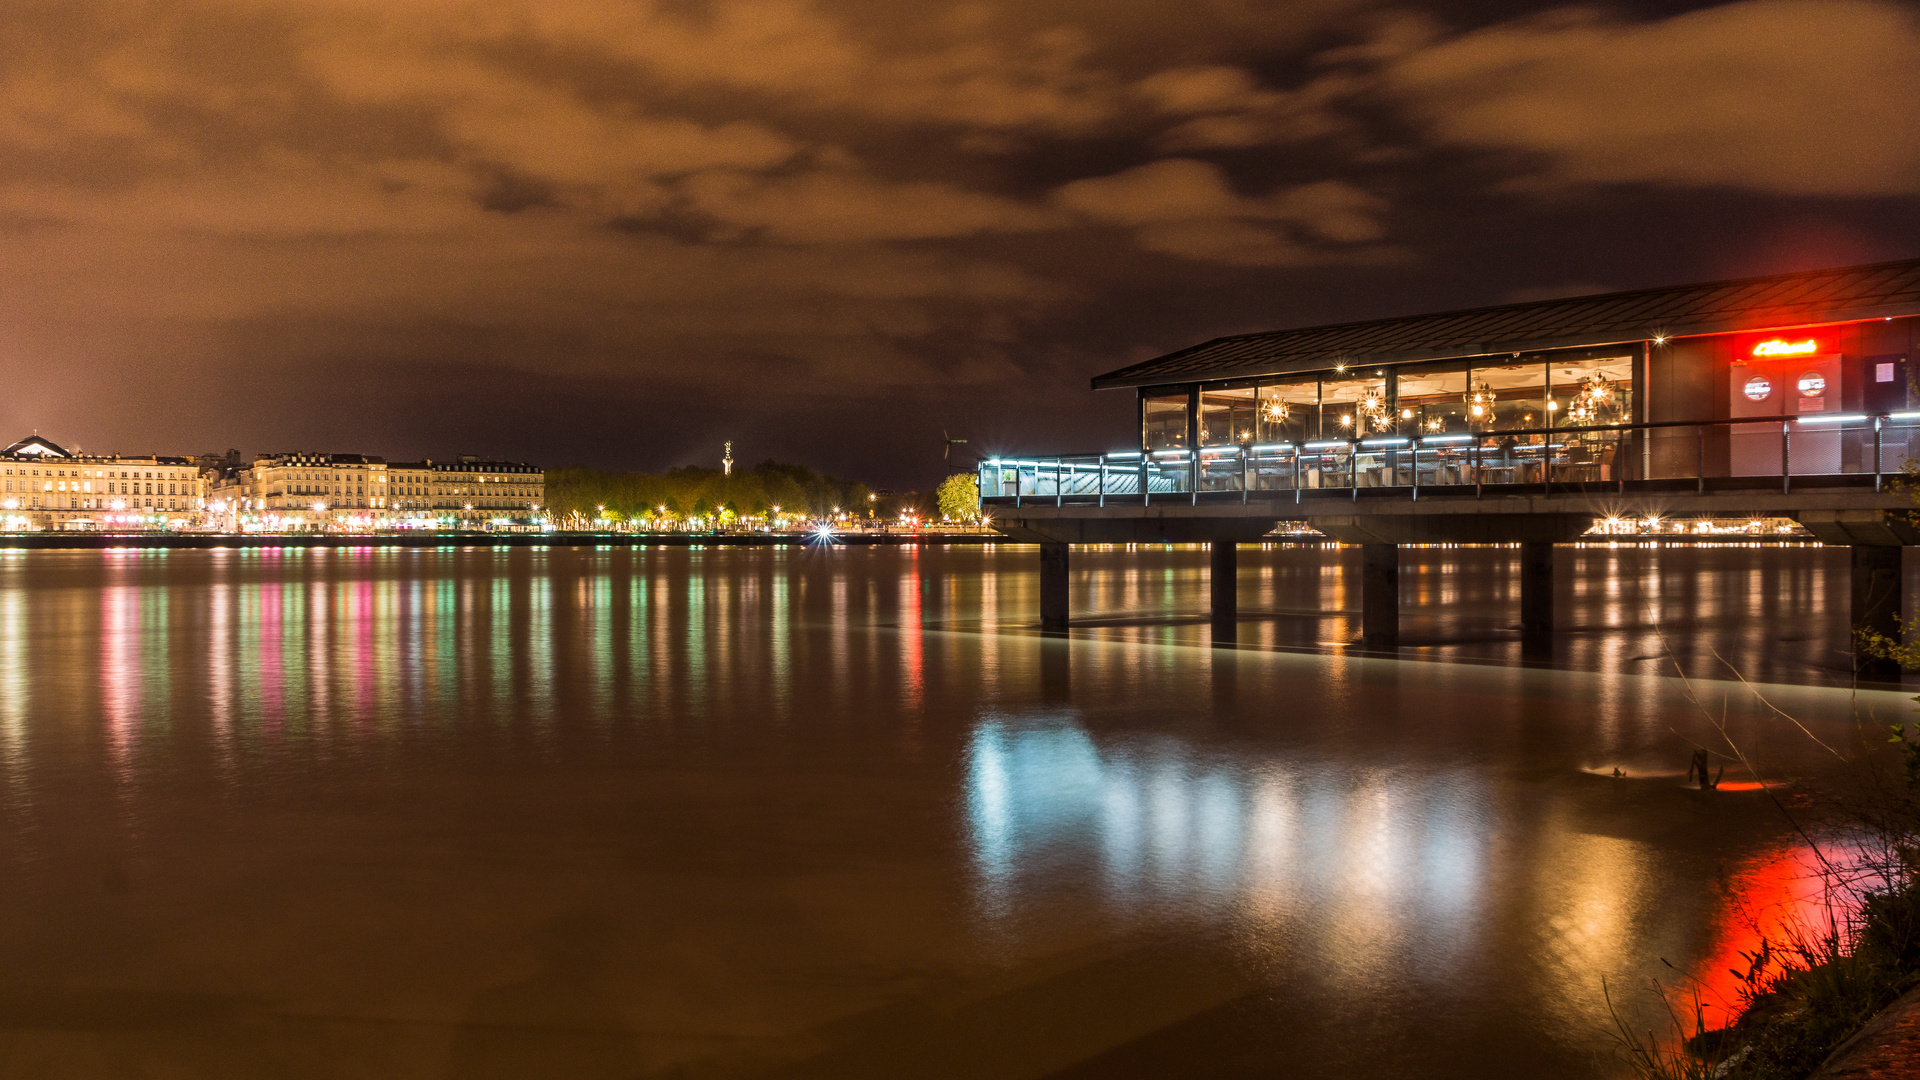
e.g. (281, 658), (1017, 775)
(0, 543), (1908, 1078)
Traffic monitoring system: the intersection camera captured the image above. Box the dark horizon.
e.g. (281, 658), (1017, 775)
(5, 0), (1918, 489)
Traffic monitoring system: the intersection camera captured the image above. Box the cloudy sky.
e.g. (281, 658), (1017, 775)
(3, 0), (1917, 485)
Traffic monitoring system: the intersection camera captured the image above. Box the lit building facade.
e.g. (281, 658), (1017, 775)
(210, 453), (390, 529)
(389, 458), (546, 523)
(387, 462), (432, 515)
(0, 435), (208, 530)
(207, 452), (544, 529)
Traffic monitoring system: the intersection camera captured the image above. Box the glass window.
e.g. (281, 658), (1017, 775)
(1254, 382), (1317, 443)
(1395, 366), (1472, 435)
(1142, 392), (1189, 450)
(1319, 375), (1392, 437)
(1549, 356), (1634, 427)
(1198, 388), (1258, 446)
(1475, 362), (1546, 430)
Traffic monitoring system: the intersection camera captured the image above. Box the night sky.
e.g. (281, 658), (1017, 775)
(4, 0), (1918, 488)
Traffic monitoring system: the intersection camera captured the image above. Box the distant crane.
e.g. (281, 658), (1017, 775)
(942, 429), (970, 463)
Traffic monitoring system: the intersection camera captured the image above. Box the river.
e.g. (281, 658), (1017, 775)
(0, 543), (1905, 1077)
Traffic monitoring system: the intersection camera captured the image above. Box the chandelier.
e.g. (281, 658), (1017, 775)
(1465, 378), (1494, 420)
(1358, 391), (1394, 432)
(1565, 372), (1618, 424)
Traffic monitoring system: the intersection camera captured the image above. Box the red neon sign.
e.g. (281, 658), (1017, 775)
(1751, 338), (1819, 357)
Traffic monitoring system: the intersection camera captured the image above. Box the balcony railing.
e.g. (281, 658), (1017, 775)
(979, 412), (1920, 506)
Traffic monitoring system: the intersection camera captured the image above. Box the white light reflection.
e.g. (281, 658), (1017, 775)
(208, 578), (233, 753)
(100, 575), (140, 761)
(0, 582), (25, 781)
(964, 715), (1494, 977)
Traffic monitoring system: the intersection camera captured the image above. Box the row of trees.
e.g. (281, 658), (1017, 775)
(544, 461), (875, 525)
(545, 461), (983, 529)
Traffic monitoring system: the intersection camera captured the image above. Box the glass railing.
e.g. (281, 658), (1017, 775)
(980, 412), (1920, 504)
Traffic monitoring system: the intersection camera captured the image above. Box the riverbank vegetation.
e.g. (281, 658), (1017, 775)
(546, 461), (870, 526)
(545, 461), (951, 528)
(1613, 680), (1920, 1078)
(935, 472), (980, 523)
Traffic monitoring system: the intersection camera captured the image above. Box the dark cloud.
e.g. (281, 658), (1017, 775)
(0, 0), (1916, 486)
(1380, 0), (1920, 196)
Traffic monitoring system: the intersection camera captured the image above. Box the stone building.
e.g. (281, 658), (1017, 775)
(208, 452), (391, 529)
(391, 457), (545, 521)
(0, 434), (207, 530)
(206, 452), (544, 529)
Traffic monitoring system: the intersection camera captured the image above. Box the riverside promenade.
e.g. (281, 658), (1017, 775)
(0, 531), (1001, 550)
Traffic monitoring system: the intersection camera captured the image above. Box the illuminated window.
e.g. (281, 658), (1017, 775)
(1320, 375), (1391, 435)
(1474, 362), (1546, 429)
(1142, 393), (1189, 450)
(1550, 357), (1635, 427)
(1199, 387), (1258, 445)
(1395, 366), (1472, 434)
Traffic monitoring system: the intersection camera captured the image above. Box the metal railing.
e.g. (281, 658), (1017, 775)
(979, 411), (1920, 505)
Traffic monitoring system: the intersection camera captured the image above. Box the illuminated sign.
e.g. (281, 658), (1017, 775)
(1797, 372), (1826, 397)
(1742, 375), (1772, 401)
(1752, 338), (1819, 357)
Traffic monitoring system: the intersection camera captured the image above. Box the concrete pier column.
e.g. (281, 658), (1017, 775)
(1519, 542), (1555, 642)
(1039, 542), (1070, 635)
(1210, 539), (1237, 646)
(1361, 543), (1398, 648)
(1852, 544), (1903, 680)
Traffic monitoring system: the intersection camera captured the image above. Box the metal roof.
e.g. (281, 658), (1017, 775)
(1092, 256), (1920, 390)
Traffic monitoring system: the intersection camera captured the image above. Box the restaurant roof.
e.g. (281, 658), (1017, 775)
(1092, 256), (1920, 390)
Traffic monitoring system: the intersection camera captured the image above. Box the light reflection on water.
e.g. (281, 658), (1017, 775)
(966, 716), (1488, 939)
(0, 543), (1902, 1078)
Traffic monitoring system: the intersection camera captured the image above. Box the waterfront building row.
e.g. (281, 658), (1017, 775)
(207, 454), (544, 529)
(0, 436), (544, 531)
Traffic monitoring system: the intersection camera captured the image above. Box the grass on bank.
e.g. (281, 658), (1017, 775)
(1610, 713), (1920, 1078)
(1607, 467), (1920, 1077)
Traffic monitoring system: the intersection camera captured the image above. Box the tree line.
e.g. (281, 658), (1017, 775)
(543, 460), (893, 525)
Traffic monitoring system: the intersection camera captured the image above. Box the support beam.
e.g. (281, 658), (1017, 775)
(1519, 542), (1555, 642)
(1039, 542), (1070, 635)
(1852, 544), (1903, 681)
(1210, 539), (1237, 646)
(1361, 543), (1398, 648)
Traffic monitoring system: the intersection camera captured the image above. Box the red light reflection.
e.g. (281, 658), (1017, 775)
(1692, 842), (1841, 1021)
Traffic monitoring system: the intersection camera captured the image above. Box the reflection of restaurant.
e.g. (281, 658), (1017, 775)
(1104, 258), (1920, 488)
